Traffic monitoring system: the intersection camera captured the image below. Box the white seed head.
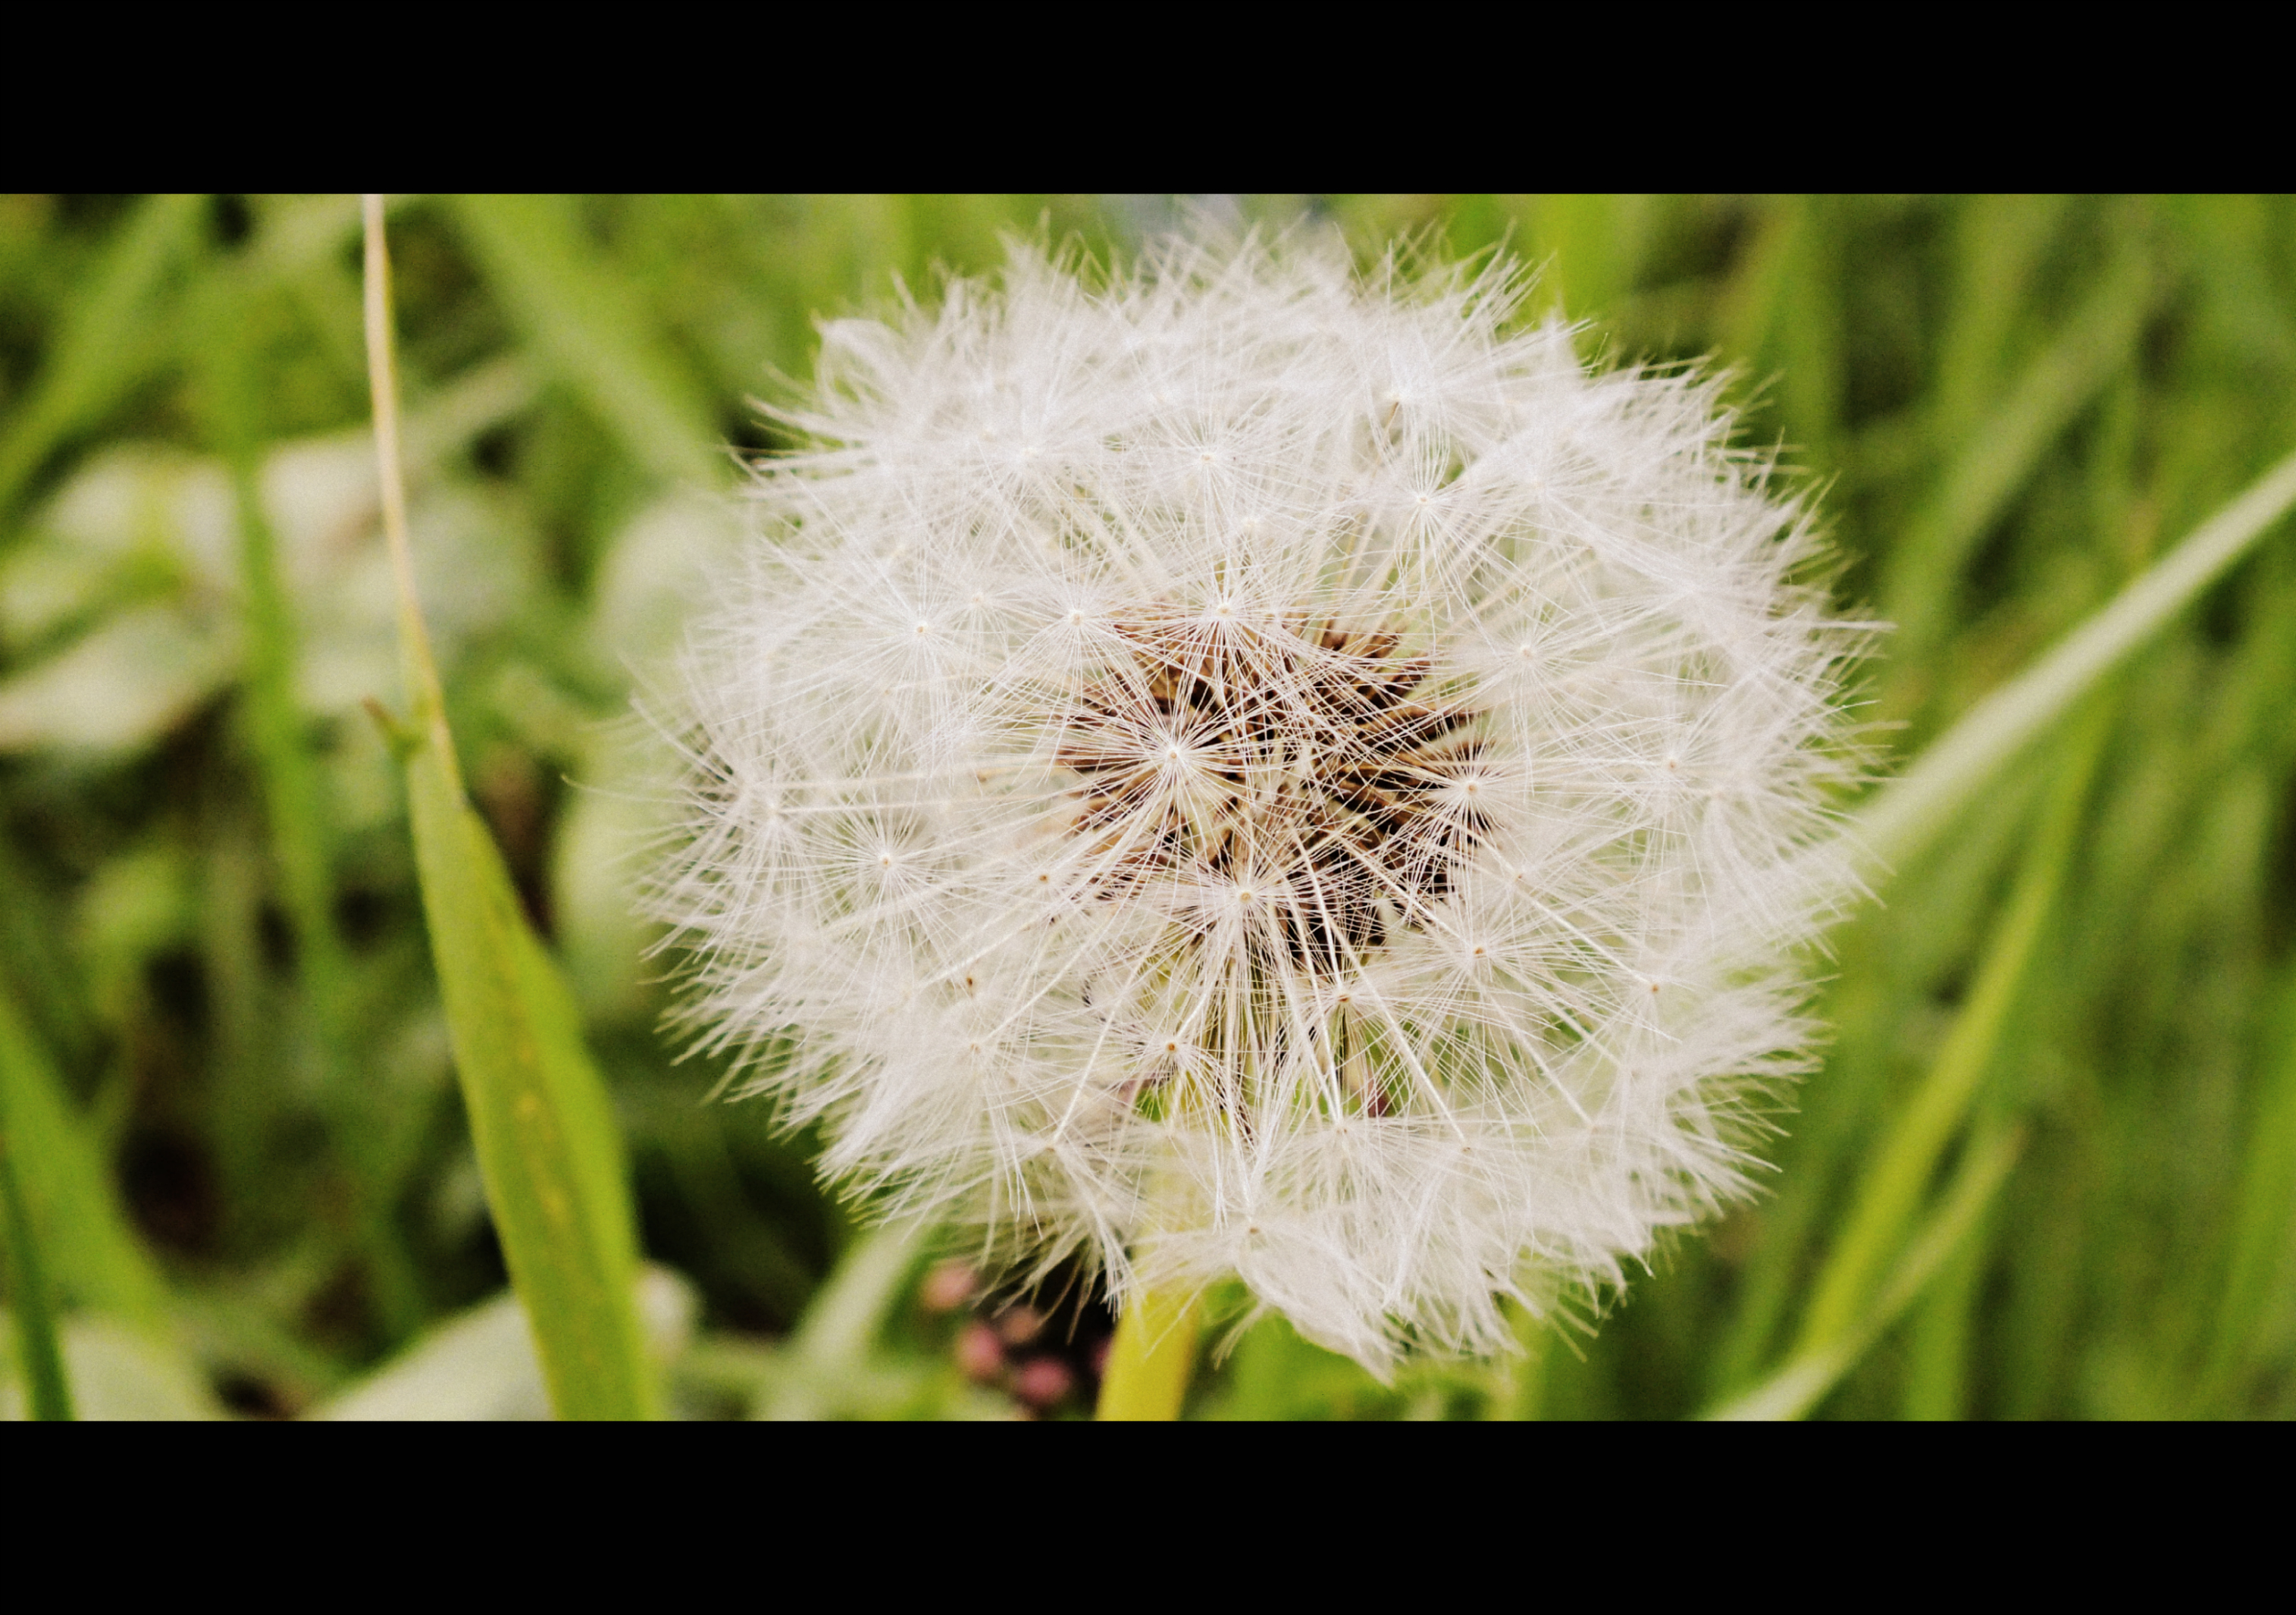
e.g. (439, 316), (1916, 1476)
(653, 234), (1868, 1370)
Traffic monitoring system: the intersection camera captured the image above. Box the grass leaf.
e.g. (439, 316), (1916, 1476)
(446, 194), (723, 488)
(2200, 955), (2296, 1410)
(758, 1218), (929, 1420)
(1704, 1124), (2024, 1421)
(0, 193), (205, 520)
(366, 197), (656, 1419)
(2, 1104), (74, 1418)
(195, 266), (421, 1333)
(0, 988), (168, 1333)
(1852, 444), (2296, 874)
(1883, 241), (2153, 674)
(1799, 705), (2111, 1358)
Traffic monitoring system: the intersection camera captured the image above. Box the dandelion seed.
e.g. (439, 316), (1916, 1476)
(655, 233), (1869, 1370)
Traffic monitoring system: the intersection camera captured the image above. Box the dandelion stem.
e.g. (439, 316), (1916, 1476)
(1096, 1284), (1201, 1421)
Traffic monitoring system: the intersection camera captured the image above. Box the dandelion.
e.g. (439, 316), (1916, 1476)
(654, 233), (1869, 1372)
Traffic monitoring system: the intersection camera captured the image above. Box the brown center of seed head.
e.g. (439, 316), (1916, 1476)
(1054, 613), (1489, 977)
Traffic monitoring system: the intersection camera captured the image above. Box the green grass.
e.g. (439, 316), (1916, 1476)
(1, 194), (2292, 1419)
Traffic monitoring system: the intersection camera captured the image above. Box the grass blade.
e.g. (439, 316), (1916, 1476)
(2199, 955), (2296, 1411)
(0, 193), (205, 521)
(1713, 196), (1841, 469)
(195, 268), (421, 1333)
(759, 1218), (929, 1420)
(1799, 706), (2110, 1356)
(1851, 445), (2296, 875)
(1900, 1190), (1994, 1420)
(1, 1109), (73, 1418)
(446, 194), (722, 488)
(201, 271), (352, 1044)
(0, 988), (168, 1332)
(1929, 196), (2072, 437)
(1704, 1124), (2023, 1422)
(1884, 245), (2153, 678)
(365, 197), (656, 1419)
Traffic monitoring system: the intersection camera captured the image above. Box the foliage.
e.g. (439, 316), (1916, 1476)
(0, 194), (2292, 1419)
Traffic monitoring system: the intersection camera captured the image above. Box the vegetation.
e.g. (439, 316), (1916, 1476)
(2, 193), (2292, 1419)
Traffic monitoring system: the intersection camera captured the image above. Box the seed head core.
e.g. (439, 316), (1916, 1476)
(1055, 612), (1489, 978)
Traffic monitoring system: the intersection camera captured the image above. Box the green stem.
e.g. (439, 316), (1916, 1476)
(362, 198), (459, 795)
(199, 270), (418, 1334)
(1097, 1284), (1201, 1421)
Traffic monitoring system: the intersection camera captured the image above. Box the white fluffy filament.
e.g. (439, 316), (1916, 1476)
(654, 235), (1868, 1369)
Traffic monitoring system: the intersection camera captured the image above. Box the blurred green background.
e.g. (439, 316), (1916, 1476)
(2, 194), (2293, 1419)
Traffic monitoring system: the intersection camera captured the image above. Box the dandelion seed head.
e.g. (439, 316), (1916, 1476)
(654, 232), (1869, 1371)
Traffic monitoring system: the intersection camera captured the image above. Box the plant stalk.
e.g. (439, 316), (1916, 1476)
(1097, 1282), (1201, 1421)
